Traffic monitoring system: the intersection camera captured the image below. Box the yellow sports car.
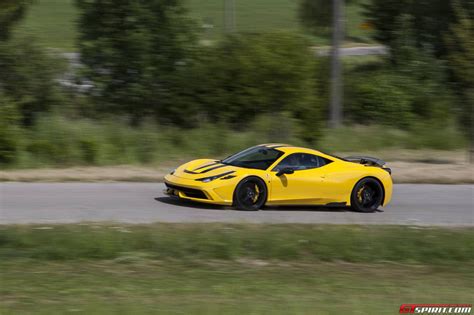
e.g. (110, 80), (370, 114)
(164, 144), (393, 212)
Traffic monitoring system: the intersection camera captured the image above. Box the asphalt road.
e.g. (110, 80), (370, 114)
(1, 183), (472, 226)
(315, 45), (388, 56)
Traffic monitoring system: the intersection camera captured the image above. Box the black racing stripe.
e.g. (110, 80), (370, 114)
(195, 170), (235, 181)
(193, 161), (219, 171)
(198, 164), (227, 173)
(184, 169), (198, 174)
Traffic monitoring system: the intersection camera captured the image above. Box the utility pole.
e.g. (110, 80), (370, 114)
(224, 0), (235, 33)
(329, 0), (344, 128)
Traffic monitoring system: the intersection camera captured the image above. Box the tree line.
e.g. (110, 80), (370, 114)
(0, 0), (472, 166)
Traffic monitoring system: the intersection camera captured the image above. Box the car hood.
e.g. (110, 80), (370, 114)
(173, 159), (241, 180)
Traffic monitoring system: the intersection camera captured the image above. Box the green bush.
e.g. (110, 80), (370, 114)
(345, 46), (454, 128)
(76, 0), (197, 125)
(186, 32), (325, 144)
(346, 71), (414, 127)
(0, 37), (66, 125)
(0, 94), (22, 164)
(364, 0), (474, 58)
(0, 0), (29, 41)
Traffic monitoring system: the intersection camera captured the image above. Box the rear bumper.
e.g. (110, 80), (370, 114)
(378, 173), (393, 207)
(163, 174), (233, 205)
(382, 178), (393, 207)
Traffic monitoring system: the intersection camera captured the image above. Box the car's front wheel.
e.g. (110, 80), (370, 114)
(350, 177), (384, 212)
(233, 177), (267, 211)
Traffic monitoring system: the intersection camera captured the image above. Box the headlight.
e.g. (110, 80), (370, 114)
(201, 177), (215, 183)
(195, 171), (235, 182)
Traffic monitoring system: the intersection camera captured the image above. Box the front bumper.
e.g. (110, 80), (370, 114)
(163, 174), (234, 205)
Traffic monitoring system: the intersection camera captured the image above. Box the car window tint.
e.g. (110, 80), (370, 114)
(273, 153), (328, 171)
(222, 146), (284, 170)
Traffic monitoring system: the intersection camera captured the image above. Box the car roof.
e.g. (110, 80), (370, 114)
(259, 143), (337, 159)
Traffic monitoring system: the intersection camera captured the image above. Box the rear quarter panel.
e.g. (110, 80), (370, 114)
(322, 161), (393, 206)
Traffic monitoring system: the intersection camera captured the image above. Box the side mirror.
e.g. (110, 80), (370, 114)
(276, 167), (294, 177)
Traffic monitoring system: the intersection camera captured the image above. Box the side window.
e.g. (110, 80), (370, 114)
(273, 153), (330, 171)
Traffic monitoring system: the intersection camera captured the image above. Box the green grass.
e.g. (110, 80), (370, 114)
(10, 115), (303, 169)
(15, 0), (374, 51)
(189, 0), (300, 39)
(0, 224), (472, 314)
(319, 124), (467, 152)
(1, 224), (473, 264)
(6, 115), (467, 169)
(1, 261), (472, 314)
(14, 0), (78, 51)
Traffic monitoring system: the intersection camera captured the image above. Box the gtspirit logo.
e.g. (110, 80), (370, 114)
(400, 304), (472, 314)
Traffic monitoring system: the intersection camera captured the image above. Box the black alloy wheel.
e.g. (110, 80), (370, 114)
(350, 178), (384, 212)
(233, 177), (267, 211)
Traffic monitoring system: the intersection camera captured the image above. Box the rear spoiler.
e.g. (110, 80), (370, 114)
(344, 155), (391, 173)
(344, 156), (385, 167)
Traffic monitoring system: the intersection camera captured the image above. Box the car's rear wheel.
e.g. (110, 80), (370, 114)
(233, 177), (267, 211)
(350, 178), (384, 212)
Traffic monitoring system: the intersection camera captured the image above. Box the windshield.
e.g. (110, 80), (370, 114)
(222, 146), (284, 170)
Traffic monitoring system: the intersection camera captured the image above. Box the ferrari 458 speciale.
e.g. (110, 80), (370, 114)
(164, 144), (393, 212)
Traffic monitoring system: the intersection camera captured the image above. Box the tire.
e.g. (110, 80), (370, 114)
(350, 177), (384, 213)
(233, 177), (267, 211)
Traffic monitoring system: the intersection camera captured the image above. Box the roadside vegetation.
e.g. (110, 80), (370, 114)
(0, 0), (472, 169)
(1, 224), (472, 263)
(1, 261), (472, 314)
(1, 2), (472, 314)
(0, 224), (473, 314)
(2, 116), (467, 169)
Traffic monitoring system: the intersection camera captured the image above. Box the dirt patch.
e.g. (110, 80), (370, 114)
(0, 166), (167, 182)
(389, 161), (473, 184)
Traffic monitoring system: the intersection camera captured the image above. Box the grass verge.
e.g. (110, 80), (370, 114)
(0, 224), (472, 314)
(1, 224), (472, 264)
(1, 261), (472, 314)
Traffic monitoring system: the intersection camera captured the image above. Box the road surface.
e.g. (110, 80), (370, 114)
(1, 183), (472, 225)
(315, 45), (388, 56)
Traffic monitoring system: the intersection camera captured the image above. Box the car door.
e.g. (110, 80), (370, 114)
(268, 153), (330, 205)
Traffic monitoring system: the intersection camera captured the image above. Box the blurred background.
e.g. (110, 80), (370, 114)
(0, 1), (473, 314)
(0, 0), (472, 170)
